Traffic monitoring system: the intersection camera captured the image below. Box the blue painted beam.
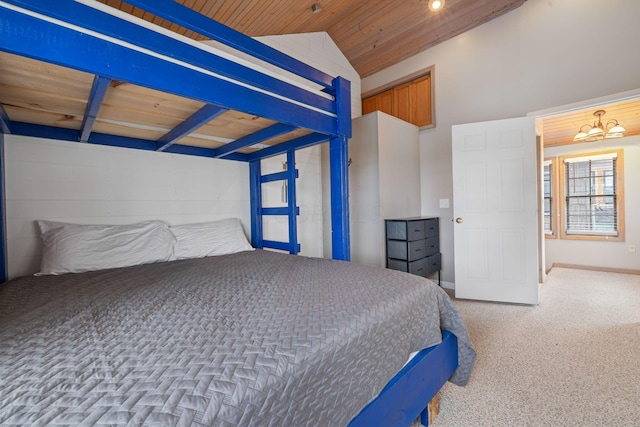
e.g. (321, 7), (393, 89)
(262, 240), (300, 253)
(79, 75), (111, 143)
(261, 169), (299, 183)
(329, 136), (350, 261)
(0, 3), (338, 137)
(0, 1), (335, 120)
(122, 0), (334, 90)
(246, 133), (329, 162)
(334, 76), (352, 138)
(249, 160), (263, 249)
(164, 144), (247, 162)
(212, 123), (296, 158)
(8, 121), (248, 162)
(0, 133), (6, 282)
(88, 132), (155, 152)
(261, 171), (288, 183)
(349, 331), (458, 427)
(11, 122), (80, 142)
(286, 150), (299, 255)
(0, 104), (11, 134)
(329, 79), (351, 259)
(262, 207), (300, 216)
(157, 104), (228, 152)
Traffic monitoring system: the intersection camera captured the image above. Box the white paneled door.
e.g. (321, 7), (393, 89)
(452, 117), (539, 304)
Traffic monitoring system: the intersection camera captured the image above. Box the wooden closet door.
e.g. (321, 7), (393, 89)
(412, 74), (432, 127)
(393, 81), (412, 124)
(363, 89), (394, 116)
(362, 73), (432, 127)
(375, 89), (394, 116)
(362, 96), (377, 115)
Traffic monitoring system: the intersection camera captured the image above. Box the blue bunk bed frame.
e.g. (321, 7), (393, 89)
(0, 0), (352, 273)
(0, 1), (458, 425)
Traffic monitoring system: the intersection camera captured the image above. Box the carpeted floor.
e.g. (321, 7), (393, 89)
(417, 267), (640, 427)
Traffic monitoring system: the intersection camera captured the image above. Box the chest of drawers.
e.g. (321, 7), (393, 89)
(385, 217), (441, 285)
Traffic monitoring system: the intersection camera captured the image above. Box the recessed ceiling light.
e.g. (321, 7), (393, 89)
(311, 3), (322, 13)
(428, 0), (445, 11)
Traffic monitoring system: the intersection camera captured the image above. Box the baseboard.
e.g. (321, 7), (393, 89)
(439, 281), (454, 290)
(552, 263), (640, 276)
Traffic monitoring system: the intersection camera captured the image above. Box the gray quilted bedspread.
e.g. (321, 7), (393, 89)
(0, 250), (475, 426)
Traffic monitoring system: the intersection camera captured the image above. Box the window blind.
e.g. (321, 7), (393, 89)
(543, 161), (552, 234)
(564, 154), (617, 236)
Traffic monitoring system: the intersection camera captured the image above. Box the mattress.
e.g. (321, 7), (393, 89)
(0, 250), (475, 426)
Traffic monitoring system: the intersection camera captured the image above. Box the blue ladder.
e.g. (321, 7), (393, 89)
(249, 150), (300, 254)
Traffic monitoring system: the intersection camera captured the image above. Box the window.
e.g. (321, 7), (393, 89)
(543, 160), (554, 236)
(559, 150), (624, 241)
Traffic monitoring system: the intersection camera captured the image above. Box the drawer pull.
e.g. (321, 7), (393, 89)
(415, 248), (421, 252)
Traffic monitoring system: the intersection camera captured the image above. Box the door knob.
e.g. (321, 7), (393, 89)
(455, 217), (463, 224)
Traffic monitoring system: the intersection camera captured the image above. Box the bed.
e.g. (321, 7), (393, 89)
(0, 246), (474, 426)
(0, 1), (475, 425)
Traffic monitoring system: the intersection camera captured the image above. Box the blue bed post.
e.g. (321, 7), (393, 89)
(0, 132), (7, 282)
(330, 76), (351, 261)
(249, 159), (264, 249)
(329, 136), (350, 261)
(286, 150), (299, 254)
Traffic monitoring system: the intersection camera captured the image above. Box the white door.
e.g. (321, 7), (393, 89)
(452, 117), (539, 305)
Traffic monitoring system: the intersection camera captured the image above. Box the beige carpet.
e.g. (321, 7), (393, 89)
(420, 267), (640, 427)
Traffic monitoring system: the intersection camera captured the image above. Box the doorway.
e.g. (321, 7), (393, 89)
(533, 89), (640, 275)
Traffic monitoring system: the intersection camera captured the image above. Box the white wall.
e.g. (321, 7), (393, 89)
(349, 112), (420, 267)
(5, 135), (250, 278)
(544, 136), (640, 271)
(362, 0), (640, 283)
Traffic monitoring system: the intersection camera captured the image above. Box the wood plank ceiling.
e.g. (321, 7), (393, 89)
(0, 52), (282, 152)
(99, 0), (528, 78)
(541, 99), (640, 148)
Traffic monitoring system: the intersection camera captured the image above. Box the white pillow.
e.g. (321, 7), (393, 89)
(170, 218), (254, 260)
(37, 220), (176, 275)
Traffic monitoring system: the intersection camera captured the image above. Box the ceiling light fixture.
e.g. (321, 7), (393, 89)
(311, 3), (322, 13)
(428, 0), (445, 11)
(573, 109), (626, 142)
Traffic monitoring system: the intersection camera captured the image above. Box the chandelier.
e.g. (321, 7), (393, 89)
(573, 109), (626, 142)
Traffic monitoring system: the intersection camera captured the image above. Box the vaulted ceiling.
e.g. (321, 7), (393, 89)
(99, 0), (528, 78)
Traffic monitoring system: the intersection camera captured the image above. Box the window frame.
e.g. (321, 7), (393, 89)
(542, 158), (558, 238)
(558, 149), (625, 242)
